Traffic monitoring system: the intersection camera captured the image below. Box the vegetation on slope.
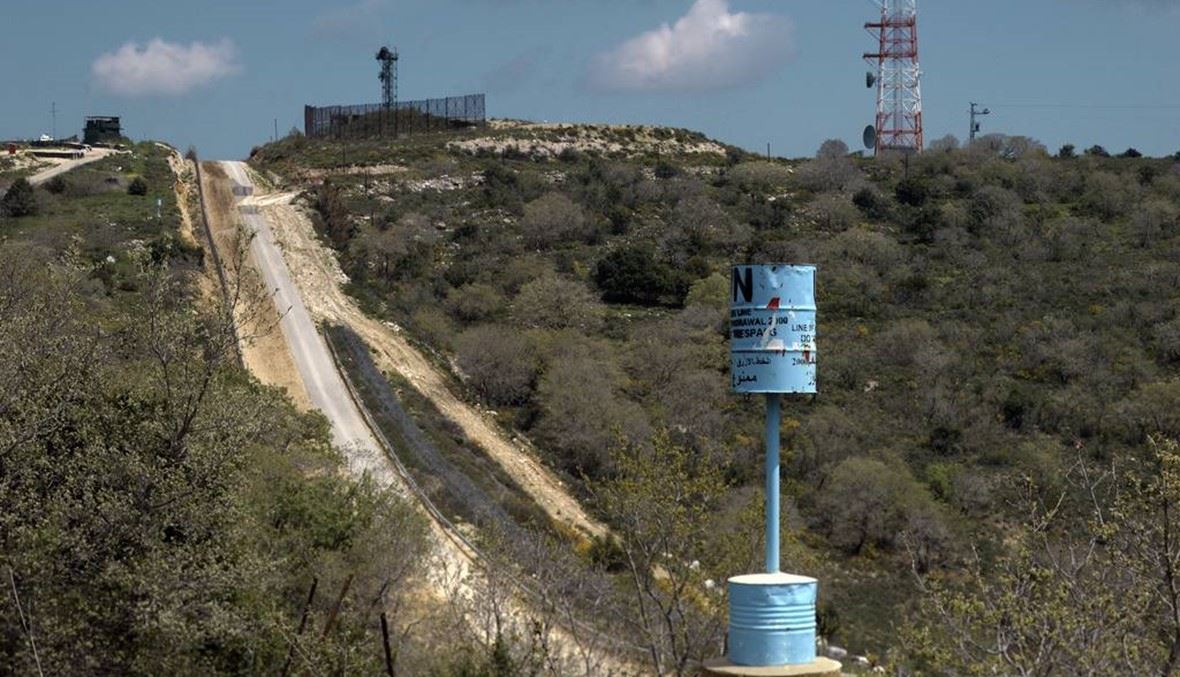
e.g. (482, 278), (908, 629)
(251, 125), (1180, 669)
(0, 143), (450, 675)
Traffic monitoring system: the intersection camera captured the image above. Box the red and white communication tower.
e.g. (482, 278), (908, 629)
(864, 0), (923, 154)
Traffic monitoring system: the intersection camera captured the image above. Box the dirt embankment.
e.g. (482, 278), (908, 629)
(165, 151), (198, 249)
(196, 162), (312, 410)
(257, 198), (608, 540)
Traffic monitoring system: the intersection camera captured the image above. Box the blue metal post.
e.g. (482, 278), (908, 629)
(765, 393), (781, 573)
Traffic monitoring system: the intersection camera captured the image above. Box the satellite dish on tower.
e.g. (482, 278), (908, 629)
(865, 71), (876, 88)
(862, 125), (877, 150)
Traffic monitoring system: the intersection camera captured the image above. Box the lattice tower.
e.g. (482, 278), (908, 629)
(864, 0), (923, 154)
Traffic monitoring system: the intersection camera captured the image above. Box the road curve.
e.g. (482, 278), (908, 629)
(221, 161), (391, 480)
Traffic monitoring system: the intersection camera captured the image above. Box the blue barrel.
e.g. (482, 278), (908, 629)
(730, 265), (816, 394)
(727, 573), (817, 666)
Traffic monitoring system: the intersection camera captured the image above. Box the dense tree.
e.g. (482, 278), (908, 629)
(795, 155), (860, 193)
(928, 134), (960, 152)
(520, 192), (593, 249)
(513, 274), (605, 332)
(726, 161), (793, 193)
(313, 179), (355, 246)
(455, 324), (538, 406)
(360, 212), (439, 282)
(1, 178), (36, 217)
(446, 282), (506, 323)
(816, 138), (850, 159)
(0, 258), (429, 674)
(815, 456), (944, 556)
(593, 246), (680, 306)
(533, 347), (648, 477)
(811, 193), (860, 231)
(895, 177), (930, 207)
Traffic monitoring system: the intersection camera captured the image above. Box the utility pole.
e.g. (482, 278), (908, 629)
(969, 102), (990, 144)
(51, 102), (56, 140)
(274, 118), (278, 142)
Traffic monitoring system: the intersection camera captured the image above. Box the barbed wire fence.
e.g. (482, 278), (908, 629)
(303, 94), (486, 139)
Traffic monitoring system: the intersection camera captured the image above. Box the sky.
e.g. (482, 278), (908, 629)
(2, 0), (1178, 160)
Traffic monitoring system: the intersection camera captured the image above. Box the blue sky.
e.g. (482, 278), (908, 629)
(2, 0), (1177, 159)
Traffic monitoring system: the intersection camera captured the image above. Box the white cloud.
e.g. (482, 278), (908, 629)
(91, 38), (239, 96)
(587, 0), (793, 92)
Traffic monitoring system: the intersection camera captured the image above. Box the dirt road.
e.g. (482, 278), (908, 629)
(197, 162), (312, 410)
(250, 188), (607, 540)
(26, 149), (115, 186)
(222, 162), (392, 476)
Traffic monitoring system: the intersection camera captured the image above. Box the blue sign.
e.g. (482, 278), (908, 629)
(730, 265), (816, 394)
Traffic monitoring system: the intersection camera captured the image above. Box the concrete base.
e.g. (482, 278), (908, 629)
(701, 657), (842, 677)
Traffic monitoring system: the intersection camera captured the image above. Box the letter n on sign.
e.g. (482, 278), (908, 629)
(733, 266), (753, 304)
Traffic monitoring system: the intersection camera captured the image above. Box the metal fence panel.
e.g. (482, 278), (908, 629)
(303, 94), (485, 139)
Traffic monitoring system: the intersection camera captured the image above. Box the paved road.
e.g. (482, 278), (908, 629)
(221, 161), (390, 478)
(27, 149), (115, 186)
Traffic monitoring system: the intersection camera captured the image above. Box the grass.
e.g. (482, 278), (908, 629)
(1, 142), (197, 291)
(0, 155), (43, 185)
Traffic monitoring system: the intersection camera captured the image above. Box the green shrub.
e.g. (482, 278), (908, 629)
(519, 192), (593, 248)
(43, 175), (68, 195)
(593, 246), (682, 306)
(895, 177), (930, 207)
(446, 282), (506, 323)
(127, 176), (148, 195)
(1, 177), (36, 216)
(455, 325), (538, 406)
(654, 160), (679, 179)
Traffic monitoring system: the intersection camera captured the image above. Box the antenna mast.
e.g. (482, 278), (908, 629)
(864, 0), (923, 155)
(376, 46), (398, 109)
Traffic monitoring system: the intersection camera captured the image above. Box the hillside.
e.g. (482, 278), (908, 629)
(0, 143), (541, 675)
(249, 123), (1180, 668)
